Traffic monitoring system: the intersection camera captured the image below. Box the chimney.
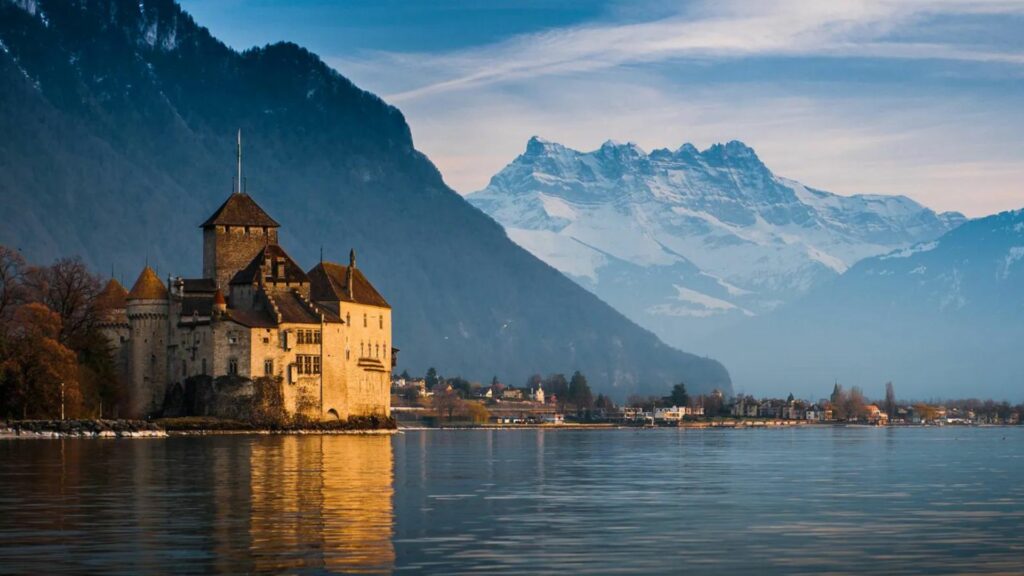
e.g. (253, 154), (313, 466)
(346, 248), (356, 299)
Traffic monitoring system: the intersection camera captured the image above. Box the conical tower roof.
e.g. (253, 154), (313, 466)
(200, 193), (279, 228)
(95, 278), (129, 310)
(127, 266), (168, 300)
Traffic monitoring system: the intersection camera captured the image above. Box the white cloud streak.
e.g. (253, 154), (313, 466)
(329, 0), (1024, 217)
(373, 0), (1024, 102)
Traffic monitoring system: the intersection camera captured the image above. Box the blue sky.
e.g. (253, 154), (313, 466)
(181, 0), (1024, 217)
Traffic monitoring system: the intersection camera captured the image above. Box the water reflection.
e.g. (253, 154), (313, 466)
(0, 435), (395, 575)
(248, 436), (395, 574)
(3, 428), (1024, 575)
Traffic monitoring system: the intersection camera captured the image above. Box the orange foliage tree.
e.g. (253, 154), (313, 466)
(0, 303), (82, 419)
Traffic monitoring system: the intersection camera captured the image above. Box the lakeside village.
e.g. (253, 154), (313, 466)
(1, 139), (1022, 435)
(391, 373), (1024, 429)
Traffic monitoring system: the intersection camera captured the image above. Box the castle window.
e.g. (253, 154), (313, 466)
(375, 343), (380, 358)
(296, 354), (321, 375)
(346, 348), (350, 360)
(313, 330), (321, 344)
(364, 314), (367, 328)
(228, 332), (238, 345)
(379, 316), (383, 330)
(264, 359), (273, 376)
(360, 342), (365, 356)
(346, 312), (351, 326)
(297, 330), (305, 345)
(228, 358), (239, 375)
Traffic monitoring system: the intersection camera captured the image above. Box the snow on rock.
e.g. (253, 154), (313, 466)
(468, 137), (964, 348)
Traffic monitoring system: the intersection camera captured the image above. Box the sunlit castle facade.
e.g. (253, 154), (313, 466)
(99, 135), (394, 420)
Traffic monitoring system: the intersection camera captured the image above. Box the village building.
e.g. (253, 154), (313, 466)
(98, 136), (394, 421)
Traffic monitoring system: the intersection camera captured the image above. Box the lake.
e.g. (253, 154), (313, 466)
(1, 427), (1022, 574)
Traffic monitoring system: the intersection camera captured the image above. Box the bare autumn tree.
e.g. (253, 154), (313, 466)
(0, 303), (82, 419)
(23, 256), (102, 346)
(432, 387), (463, 422)
(0, 246), (27, 330)
(844, 386), (868, 421)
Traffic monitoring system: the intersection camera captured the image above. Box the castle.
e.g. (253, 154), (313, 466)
(95, 135), (393, 421)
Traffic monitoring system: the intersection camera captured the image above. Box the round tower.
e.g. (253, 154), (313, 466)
(95, 279), (131, 412)
(126, 266), (170, 418)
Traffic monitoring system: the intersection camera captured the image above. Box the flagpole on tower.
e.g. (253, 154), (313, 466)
(236, 129), (242, 195)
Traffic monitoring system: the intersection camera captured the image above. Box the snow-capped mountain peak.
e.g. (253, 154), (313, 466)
(468, 137), (966, 349)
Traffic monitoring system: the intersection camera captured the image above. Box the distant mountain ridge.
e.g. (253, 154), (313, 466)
(0, 0), (731, 398)
(706, 208), (1024, 400)
(469, 137), (965, 349)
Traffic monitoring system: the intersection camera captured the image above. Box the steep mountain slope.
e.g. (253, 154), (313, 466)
(469, 137), (964, 349)
(0, 0), (731, 397)
(706, 209), (1024, 400)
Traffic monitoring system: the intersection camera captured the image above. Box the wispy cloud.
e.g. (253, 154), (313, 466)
(327, 0), (1024, 217)
(372, 0), (1024, 102)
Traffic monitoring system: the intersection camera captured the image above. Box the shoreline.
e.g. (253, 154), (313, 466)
(3, 419), (1015, 439)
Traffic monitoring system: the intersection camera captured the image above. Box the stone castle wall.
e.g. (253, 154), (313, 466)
(203, 225), (279, 289)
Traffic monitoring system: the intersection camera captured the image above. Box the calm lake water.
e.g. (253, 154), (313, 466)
(1, 427), (1023, 575)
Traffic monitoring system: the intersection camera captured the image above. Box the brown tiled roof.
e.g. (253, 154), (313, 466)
(95, 279), (128, 311)
(226, 308), (278, 329)
(200, 193), (280, 228)
(267, 290), (321, 325)
(308, 261), (390, 309)
(182, 278), (218, 294)
(230, 244), (310, 286)
(127, 266), (168, 300)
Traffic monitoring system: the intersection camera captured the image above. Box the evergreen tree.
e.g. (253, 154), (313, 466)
(425, 367), (440, 390)
(666, 382), (690, 407)
(884, 382), (897, 419)
(568, 371), (594, 410)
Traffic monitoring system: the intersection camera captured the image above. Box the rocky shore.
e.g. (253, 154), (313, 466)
(1, 416), (398, 438)
(1, 419), (167, 438)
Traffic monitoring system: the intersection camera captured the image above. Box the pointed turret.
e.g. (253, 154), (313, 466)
(127, 266), (168, 301)
(95, 278), (129, 311)
(213, 288), (227, 313)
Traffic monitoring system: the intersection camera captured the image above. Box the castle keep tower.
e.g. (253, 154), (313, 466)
(126, 266), (169, 418)
(201, 132), (280, 290)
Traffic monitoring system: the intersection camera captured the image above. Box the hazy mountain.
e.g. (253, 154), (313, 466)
(706, 209), (1024, 400)
(469, 137), (965, 350)
(0, 0), (731, 398)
